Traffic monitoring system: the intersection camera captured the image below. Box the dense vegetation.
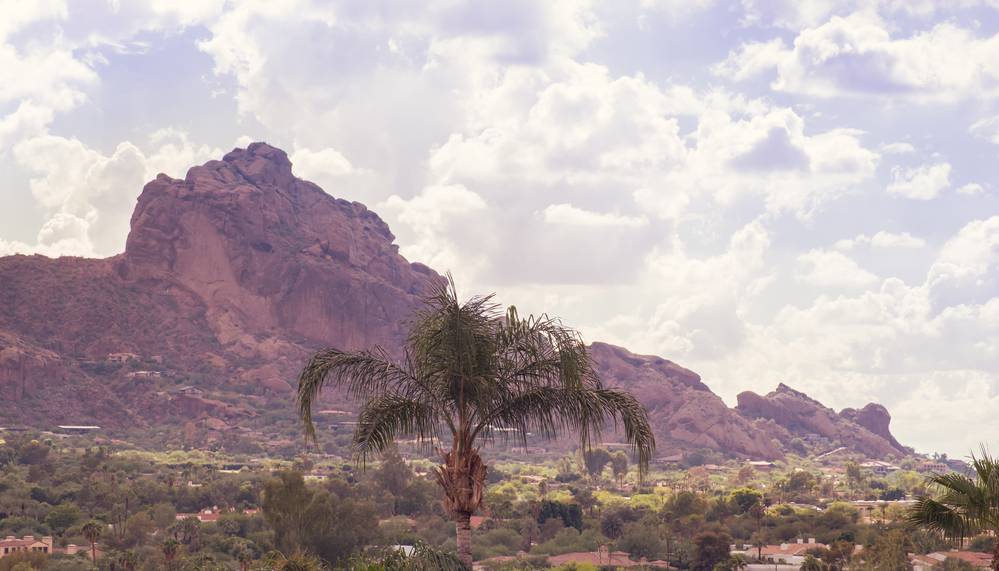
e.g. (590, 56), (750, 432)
(1, 429), (991, 570)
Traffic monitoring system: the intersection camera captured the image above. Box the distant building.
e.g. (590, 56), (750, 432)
(548, 545), (668, 568)
(911, 551), (992, 569)
(860, 460), (899, 475)
(918, 461), (950, 473)
(126, 370), (162, 379)
(175, 386), (204, 396)
(55, 425), (101, 434)
(732, 538), (824, 565)
(747, 460), (775, 471)
(0, 535), (53, 558)
(107, 352), (139, 364)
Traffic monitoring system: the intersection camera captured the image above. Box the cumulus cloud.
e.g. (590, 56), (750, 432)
(796, 249), (880, 288)
(970, 114), (999, 144)
(542, 204), (647, 228)
(720, 11), (999, 101)
(835, 231), (927, 250)
(9, 131), (221, 257)
(887, 162), (951, 200)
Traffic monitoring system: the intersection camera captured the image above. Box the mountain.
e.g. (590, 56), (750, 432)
(0, 143), (437, 430)
(736, 384), (908, 458)
(590, 343), (783, 459)
(0, 143), (907, 460)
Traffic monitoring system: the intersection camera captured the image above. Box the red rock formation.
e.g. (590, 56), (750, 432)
(0, 143), (910, 459)
(736, 383), (906, 457)
(0, 143), (439, 428)
(590, 342), (783, 460)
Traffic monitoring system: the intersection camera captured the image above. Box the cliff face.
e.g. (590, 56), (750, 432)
(736, 383), (908, 458)
(590, 342), (784, 459)
(0, 143), (438, 426)
(0, 143), (908, 459)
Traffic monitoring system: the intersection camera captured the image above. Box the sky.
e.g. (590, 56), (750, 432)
(2, 0), (999, 457)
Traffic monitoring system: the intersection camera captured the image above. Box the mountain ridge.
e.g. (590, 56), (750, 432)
(0, 143), (908, 460)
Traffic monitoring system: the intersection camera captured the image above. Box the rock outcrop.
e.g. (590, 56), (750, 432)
(0, 143), (909, 459)
(0, 143), (439, 427)
(590, 343), (783, 460)
(736, 383), (907, 458)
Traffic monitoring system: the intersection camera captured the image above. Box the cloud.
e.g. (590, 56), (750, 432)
(796, 249), (880, 288)
(542, 203), (647, 228)
(720, 11), (999, 101)
(8, 131), (222, 257)
(880, 142), (915, 154)
(970, 114), (999, 145)
(835, 231), (927, 250)
(886, 162), (950, 200)
(379, 184), (488, 272)
(957, 183), (986, 195)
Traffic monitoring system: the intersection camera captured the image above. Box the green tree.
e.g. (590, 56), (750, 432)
(583, 449), (612, 481)
(934, 558), (976, 571)
(261, 470), (379, 565)
(692, 530), (732, 571)
(296, 278), (655, 568)
(44, 503), (81, 535)
(858, 529), (911, 570)
(162, 538), (180, 570)
(729, 488), (763, 515)
(909, 449), (999, 569)
(611, 451), (629, 486)
(81, 520), (103, 563)
(800, 555), (827, 571)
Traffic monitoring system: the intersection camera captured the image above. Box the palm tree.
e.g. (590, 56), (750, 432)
(162, 538), (180, 569)
(81, 520), (102, 563)
(800, 555), (826, 571)
(908, 448), (999, 570)
(297, 277), (655, 568)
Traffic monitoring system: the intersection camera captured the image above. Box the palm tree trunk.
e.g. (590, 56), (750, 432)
(455, 512), (473, 569)
(991, 536), (999, 571)
(91, 542), (97, 563)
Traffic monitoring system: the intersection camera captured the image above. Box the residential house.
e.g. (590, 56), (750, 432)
(0, 535), (53, 558)
(911, 551), (992, 570)
(107, 352), (139, 364)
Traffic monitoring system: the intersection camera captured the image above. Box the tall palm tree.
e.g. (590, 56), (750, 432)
(297, 277), (655, 568)
(162, 538), (180, 569)
(908, 448), (999, 570)
(81, 520), (102, 563)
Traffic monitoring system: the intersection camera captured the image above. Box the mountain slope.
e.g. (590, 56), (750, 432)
(0, 143), (907, 459)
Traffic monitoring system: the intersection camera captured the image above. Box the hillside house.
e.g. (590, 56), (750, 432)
(860, 460), (899, 475)
(0, 535), (53, 558)
(107, 352), (139, 363)
(127, 370), (162, 379)
(732, 538), (824, 565)
(919, 461), (950, 473)
(911, 551), (992, 569)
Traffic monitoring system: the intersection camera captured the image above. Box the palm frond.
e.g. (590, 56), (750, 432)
(475, 386), (655, 472)
(353, 393), (443, 461)
(297, 348), (424, 443)
(907, 496), (971, 538)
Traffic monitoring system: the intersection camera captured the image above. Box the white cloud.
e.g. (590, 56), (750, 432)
(796, 249), (880, 288)
(957, 182), (985, 195)
(880, 142), (915, 154)
(712, 38), (786, 81)
(8, 131), (221, 257)
(721, 11), (999, 101)
(886, 162), (950, 200)
(379, 184), (488, 272)
(542, 203), (647, 228)
(970, 114), (999, 145)
(835, 230), (926, 250)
